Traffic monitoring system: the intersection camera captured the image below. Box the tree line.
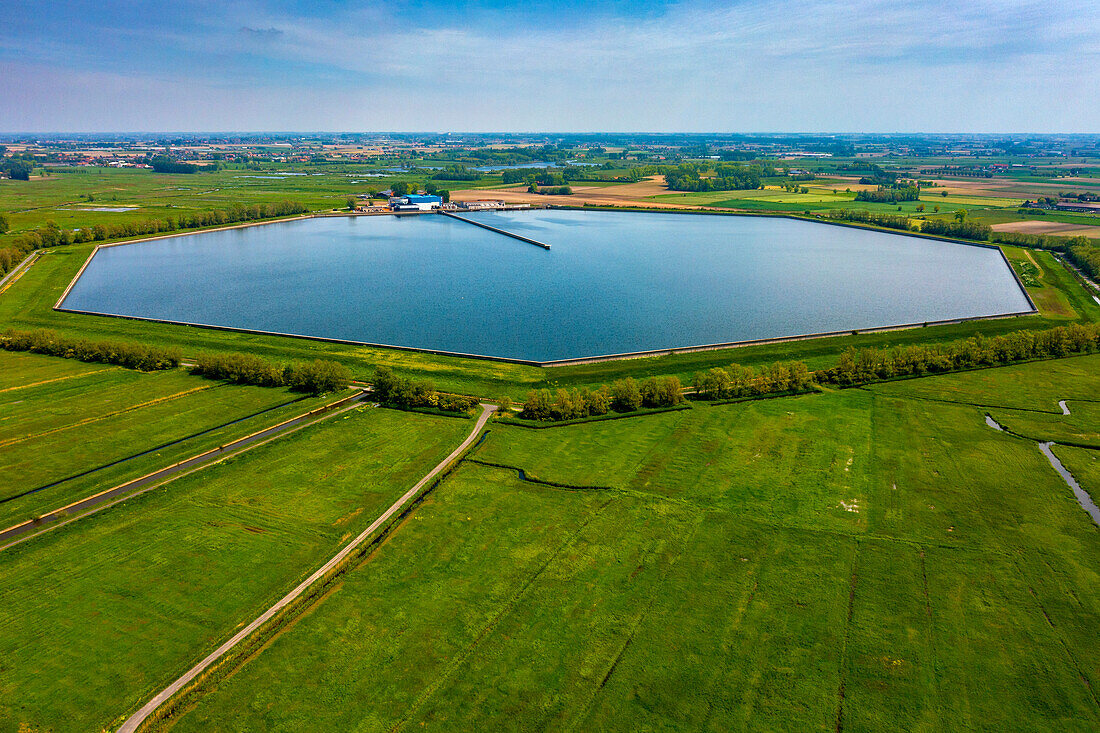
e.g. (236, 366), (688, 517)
(371, 366), (479, 414)
(191, 353), (351, 394)
(687, 323), (1100, 401)
(664, 163), (771, 192)
(854, 186), (920, 203)
(817, 323), (1100, 385)
(1, 329), (181, 371)
(520, 376), (683, 421)
(691, 361), (813, 400)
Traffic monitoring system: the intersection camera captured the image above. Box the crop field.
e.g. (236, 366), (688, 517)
(0, 350), (334, 529)
(0, 405), (472, 732)
(131, 356), (1100, 732)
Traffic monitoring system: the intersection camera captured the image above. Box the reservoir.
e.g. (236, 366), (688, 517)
(60, 210), (1035, 363)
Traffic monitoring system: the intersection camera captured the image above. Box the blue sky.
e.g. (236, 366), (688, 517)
(1, 0), (1097, 132)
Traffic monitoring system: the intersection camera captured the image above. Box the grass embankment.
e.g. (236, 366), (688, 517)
(0, 351), (337, 528)
(0, 406), (471, 733)
(153, 356), (1100, 732)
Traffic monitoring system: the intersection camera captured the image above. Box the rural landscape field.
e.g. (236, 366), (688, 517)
(3, 1), (1100, 732)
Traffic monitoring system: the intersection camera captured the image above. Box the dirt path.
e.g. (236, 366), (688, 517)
(0, 391), (364, 550)
(116, 402), (497, 733)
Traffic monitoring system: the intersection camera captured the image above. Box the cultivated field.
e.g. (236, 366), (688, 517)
(136, 356), (1100, 732)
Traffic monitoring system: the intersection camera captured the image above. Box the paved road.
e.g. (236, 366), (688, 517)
(0, 252), (39, 293)
(0, 391), (365, 550)
(117, 403), (496, 733)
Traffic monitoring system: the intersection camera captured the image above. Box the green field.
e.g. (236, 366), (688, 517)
(0, 166), (498, 240)
(0, 351), (334, 528)
(2, 163), (1100, 732)
(0, 406), (472, 732)
(137, 356), (1100, 732)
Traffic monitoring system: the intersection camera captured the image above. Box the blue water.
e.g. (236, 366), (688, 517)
(62, 211), (1033, 362)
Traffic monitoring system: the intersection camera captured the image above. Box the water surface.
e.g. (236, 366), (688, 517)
(62, 210), (1033, 362)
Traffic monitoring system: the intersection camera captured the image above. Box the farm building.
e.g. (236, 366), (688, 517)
(390, 194), (442, 211)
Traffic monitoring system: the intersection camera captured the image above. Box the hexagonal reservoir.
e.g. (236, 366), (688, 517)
(59, 210), (1035, 363)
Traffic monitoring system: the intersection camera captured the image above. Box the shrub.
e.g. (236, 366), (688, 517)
(1, 329), (180, 371)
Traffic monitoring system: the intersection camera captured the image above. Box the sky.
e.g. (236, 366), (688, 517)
(1, 0), (1097, 133)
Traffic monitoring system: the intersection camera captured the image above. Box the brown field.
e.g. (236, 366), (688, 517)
(453, 176), (703, 209)
(991, 220), (1100, 238)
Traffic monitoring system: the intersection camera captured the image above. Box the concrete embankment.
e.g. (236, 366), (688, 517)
(440, 211), (551, 249)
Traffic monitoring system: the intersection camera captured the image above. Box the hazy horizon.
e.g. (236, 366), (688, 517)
(2, 1), (1097, 134)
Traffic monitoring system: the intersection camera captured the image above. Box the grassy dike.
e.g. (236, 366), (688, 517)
(2, 231), (1098, 400)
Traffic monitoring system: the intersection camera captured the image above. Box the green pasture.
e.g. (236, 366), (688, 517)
(153, 357), (1100, 732)
(1001, 246), (1091, 318)
(0, 351), (332, 528)
(0, 406), (471, 733)
(0, 165), (504, 240)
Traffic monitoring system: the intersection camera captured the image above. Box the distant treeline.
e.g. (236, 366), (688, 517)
(856, 164), (900, 186)
(664, 163), (772, 192)
(854, 186), (920, 203)
(0, 200), (309, 279)
(191, 353), (351, 394)
(1, 156), (33, 181)
(520, 376), (683, 421)
(1, 329), (181, 371)
(371, 367), (480, 414)
(150, 156), (201, 174)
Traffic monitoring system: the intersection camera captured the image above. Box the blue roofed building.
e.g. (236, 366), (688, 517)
(391, 194), (442, 211)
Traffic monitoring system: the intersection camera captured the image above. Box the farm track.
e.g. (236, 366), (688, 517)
(118, 403), (496, 733)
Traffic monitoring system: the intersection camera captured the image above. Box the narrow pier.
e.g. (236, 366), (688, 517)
(440, 211), (551, 249)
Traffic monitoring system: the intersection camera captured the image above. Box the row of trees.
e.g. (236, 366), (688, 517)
(818, 324), (1100, 386)
(919, 217), (992, 240)
(529, 185), (572, 195)
(520, 376), (683, 421)
(371, 366), (479, 413)
(191, 353), (351, 394)
(855, 186), (920, 203)
(826, 209), (913, 232)
(688, 324), (1100, 400)
(2, 329), (181, 371)
(1068, 242), (1100, 280)
(691, 361), (813, 400)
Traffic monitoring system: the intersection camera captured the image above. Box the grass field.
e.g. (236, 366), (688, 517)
(140, 356), (1099, 732)
(0, 406), (472, 733)
(0, 351), (336, 529)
